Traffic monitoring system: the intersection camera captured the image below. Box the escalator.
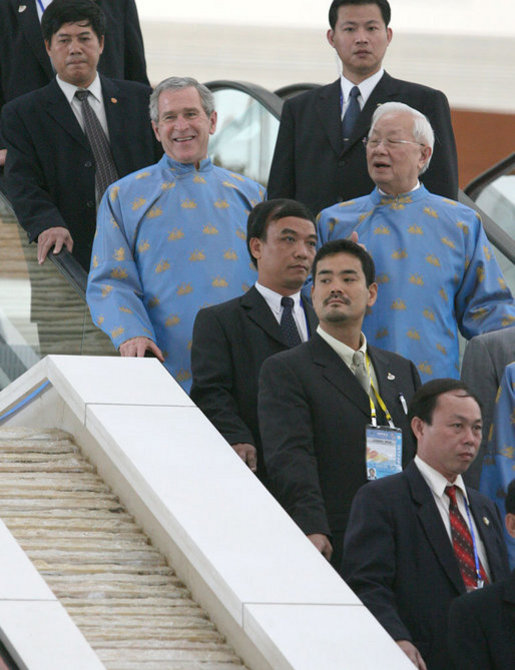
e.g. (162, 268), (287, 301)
(0, 81), (513, 392)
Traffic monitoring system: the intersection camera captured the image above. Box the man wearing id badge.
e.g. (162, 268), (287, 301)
(343, 379), (509, 670)
(259, 238), (421, 571)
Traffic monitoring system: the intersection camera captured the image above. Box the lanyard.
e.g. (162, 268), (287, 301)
(463, 496), (485, 588)
(364, 353), (394, 428)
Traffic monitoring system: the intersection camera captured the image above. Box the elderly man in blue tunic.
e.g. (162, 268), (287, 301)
(317, 102), (515, 382)
(87, 76), (264, 390)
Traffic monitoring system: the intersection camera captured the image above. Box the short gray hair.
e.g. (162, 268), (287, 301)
(149, 76), (215, 123)
(369, 102), (434, 173)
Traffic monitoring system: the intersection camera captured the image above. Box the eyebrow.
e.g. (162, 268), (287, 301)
(316, 268), (358, 277)
(449, 414), (482, 424)
(279, 227), (317, 239)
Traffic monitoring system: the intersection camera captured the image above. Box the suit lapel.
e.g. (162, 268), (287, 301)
(242, 287), (285, 346)
(406, 462), (465, 593)
(43, 79), (90, 149)
(301, 297), (318, 337)
(101, 77), (125, 167)
(468, 491), (509, 582)
(316, 80), (344, 158)
(15, 0), (54, 80)
(368, 345), (404, 424)
(341, 72), (399, 157)
(310, 334), (370, 418)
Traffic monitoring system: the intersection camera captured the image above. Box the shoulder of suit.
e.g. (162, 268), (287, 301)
(100, 76), (152, 98)
(381, 71), (447, 99)
(368, 343), (415, 369)
(285, 80), (338, 108)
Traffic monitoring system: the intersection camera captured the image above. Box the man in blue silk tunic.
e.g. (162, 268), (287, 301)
(87, 77), (264, 390)
(317, 102), (515, 382)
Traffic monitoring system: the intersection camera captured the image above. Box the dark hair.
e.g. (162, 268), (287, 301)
(506, 479), (515, 515)
(42, 0), (106, 43)
(328, 0), (391, 29)
(246, 199), (316, 268)
(408, 379), (482, 426)
(312, 238), (375, 286)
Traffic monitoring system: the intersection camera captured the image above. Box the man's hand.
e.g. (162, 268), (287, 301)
(0, 149), (6, 167)
(396, 640), (427, 670)
(231, 442), (257, 472)
(307, 533), (333, 561)
(37, 226), (73, 264)
(119, 336), (165, 362)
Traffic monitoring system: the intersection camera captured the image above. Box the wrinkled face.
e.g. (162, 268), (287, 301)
(311, 252), (377, 326)
(152, 87), (217, 166)
(45, 21), (103, 88)
(327, 4), (392, 82)
(413, 392), (482, 482)
(250, 217), (317, 294)
(366, 111), (432, 195)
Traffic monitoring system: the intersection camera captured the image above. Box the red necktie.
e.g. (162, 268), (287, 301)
(445, 485), (488, 590)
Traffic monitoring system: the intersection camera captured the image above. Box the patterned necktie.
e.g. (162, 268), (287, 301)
(75, 89), (119, 200)
(342, 86), (361, 141)
(280, 297), (302, 348)
(445, 485), (488, 590)
(352, 350), (370, 394)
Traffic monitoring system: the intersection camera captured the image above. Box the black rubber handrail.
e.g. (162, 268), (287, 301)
(274, 83), (320, 100)
(464, 152), (515, 201)
(458, 189), (515, 263)
(205, 80), (283, 118)
(47, 247), (87, 301)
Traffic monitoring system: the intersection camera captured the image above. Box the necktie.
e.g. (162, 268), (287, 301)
(75, 89), (119, 200)
(445, 485), (488, 590)
(352, 350), (370, 394)
(342, 86), (361, 141)
(280, 297), (302, 348)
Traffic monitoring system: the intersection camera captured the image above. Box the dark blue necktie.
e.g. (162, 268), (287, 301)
(342, 86), (361, 141)
(280, 297), (301, 348)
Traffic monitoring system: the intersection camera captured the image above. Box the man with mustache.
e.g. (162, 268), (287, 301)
(258, 238), (420, 570)
(190, 199), (318, 483)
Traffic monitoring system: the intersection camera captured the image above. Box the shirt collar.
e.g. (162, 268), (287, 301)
(255, 282), (302, 316)
(56, 72), (102, 105)
(414, 455), (469, 502)
(316, 325), (367, 368)
(378, 181), (421, 197)
(161, 154), (213, 175)
(340, 68), (384, 104)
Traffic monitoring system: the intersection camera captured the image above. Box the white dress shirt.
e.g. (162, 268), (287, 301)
(255, 282), (309, 342)
(414, 455), (491, 580)
(340, 68), (384, 120)
(316, 326), (379, 392)
(56, 73), (110, 139)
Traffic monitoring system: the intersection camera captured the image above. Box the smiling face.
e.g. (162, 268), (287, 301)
(412, 392), (482, 482)
(311, 252), (377, 329)
(152, 87), (217, 166)
(45, 21), (104, 88)
(366, 111), (432, 195)
(327, 3), (392, 83)
(249, 216), (317, 294)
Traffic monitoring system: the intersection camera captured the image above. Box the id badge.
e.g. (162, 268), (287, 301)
(366, 425), (402, 480)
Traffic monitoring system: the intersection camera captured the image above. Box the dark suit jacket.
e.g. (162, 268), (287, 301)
(190, 286), (318, 482)
(258, 332), (421, 569)
(1, 75), (160, 269)
(461, 327), (515, 488)
(0, 0), (148, 126)
(448, 569), (515, 670)
(267, 72), (458, 215)
(342, 461), (510, 670)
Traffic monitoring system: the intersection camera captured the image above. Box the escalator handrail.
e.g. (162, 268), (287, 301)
(274, 83), (321, 100)
(463, 152), (515, 201)
(47, 248), (87, 301)
(205, 80), (283, 119)
(458, 189), (515, 263)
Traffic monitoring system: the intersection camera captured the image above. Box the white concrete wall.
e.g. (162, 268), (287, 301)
(0, 356), (415, 670)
